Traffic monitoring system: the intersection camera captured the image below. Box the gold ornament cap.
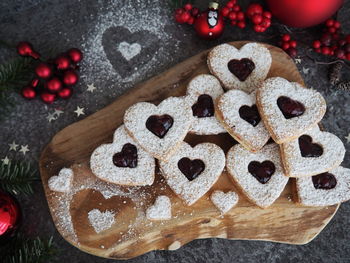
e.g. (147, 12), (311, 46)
(209, 2), (219, 9)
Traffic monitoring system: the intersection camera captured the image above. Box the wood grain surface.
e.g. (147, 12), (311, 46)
(39, 41), (339, 260)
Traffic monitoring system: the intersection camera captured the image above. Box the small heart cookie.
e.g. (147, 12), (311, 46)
(124, 97), (193, 161)
(210, 190), (239, 214)
(48, 168), (73, 193)
(226, 143), (288, 208)
(281, 127), (345, 177)
(256, 77), (326, 144)
(159, 142), (225, 206)
(88, 209), (115, 233)
(207, 43), (272, 92)
(296, 166), (350, 206)
(90, 125), (155, 186)
(185, 74), (226, 135)
(146, 195), (172, 220)
(216, 89), (270, 152)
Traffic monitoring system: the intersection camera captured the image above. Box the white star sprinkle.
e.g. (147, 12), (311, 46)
(8, 141), (19, 151)
(74, 106), (85, 117)
(19, 145), (30, 155)
(294, 58), (302, 64)
(345, 133), (350, 143)
(87, 84), (96, 93)
(1, 156), (10, 165)
(54, 109), (64, 117)
(47, 112), (57, 123)
(302, 67), (310, 75)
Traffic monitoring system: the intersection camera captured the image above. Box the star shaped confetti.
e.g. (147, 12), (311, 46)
(294, 58), (301, 64)
(345, 133), (350, 143)
(74, 106), (85, 117)
(302, 67), (310, 75)
(1, 156), (10, 165)
(8, 141), (19, 151)
(19, 145), (30, 155)
(87, 84), (96, 93)
(47, 112), (57, 123)
(54, 109), (64, 117)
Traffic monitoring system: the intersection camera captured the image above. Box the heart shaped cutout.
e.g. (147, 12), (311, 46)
(248, 161), (275, 184)
(226, 143), (288, 208)
(88, 209), (116, 233)
(159, 142), (225, 206)
(124, 97), (193, 161)
(146, 195), (172, 220)
(117, 41), (141, 61)
(90, 125), (155, 186)
(184, 74), (226, 135)
(216, 90), (270, 152)
(256, 77), (326, 144)
(277, 96), (305, 119)
(207, 43), (272, 92)
(296, 166), (350, 206)
(210, 190), (239, 214)
(280, 126), (345, 177)
(48, 168), (74, 193)
(177, 157), (205, 181)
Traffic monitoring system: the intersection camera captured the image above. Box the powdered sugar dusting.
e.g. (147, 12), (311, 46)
(210, 190), (239, 214)
(48, 168), (73, 193)
(146, 195), (171, 220)
(118, 42), (141, 61)
(88, 209), (115, 233)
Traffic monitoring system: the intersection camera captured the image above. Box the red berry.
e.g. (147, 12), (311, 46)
(58, 88), (73, 99)
(231, 20), (237, 26)
(184, 3), (192, 11)
(55, 55), (71, 70)
(67, 48), (83, 63)
(282, 34), (291, 42)
(175, 13), (184, 23)
(263, 11), (272, 19)
(315, 48), (321, 53)
(46, 77), (62, 92)
(35, 63), (52, 79)
(261, 18), (271, 28)
(63, 70), (79, 86)
(282, 42), (290, 50)
(260, 26), (267, 32)
(253, 25), (262, 32)
(237, 21), (246, 28)
(344, 44), (350, 53)
(313, 40), (321, 49)
(346, 53), (350, 60)
(21, 86), (36, 99)
(187, 16), (194, 25)
(328, 27), (337, 34)
(228, 11), (237, 20)
(221, 7), (230, 17)
(335, 49), (345, 58)
(321, 46), (330, 55)
(338, 39), (346, 47)
(252, 14), (262, 24)
(232, 5), (240, 12)
(247, 3), (263, 18)
(334, 21), (341, 29)
(321, 33), (332, 46)
(346, 35), (350, 44)
(175, 8), (184, 15)
(287, 48), (297, 57)
(289, 40), (297, 48)
(237, 11), (245, 21)
(325, 19), (334, 27)
(226, 1), (234, 8)
(180, 12), (190, 22)
(41, 92), (56, 104)
(191, 7), (199, 17)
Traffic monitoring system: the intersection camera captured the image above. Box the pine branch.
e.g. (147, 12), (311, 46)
(0, 162), (38, 196)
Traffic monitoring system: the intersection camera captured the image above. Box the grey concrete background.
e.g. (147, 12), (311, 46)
(0, 0), (350, 262)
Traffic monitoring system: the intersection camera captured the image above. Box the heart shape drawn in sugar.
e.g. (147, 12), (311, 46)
(48, 168), (74, 193)
(124, 97), (193, 161)
(280, 127), (345, 177)
(117, 41), (141, 61)
(207, 43), (272, 92)
(210, 190), (239, 214)
(90, 125), (155, 186)
(159, 142), (225, 206)
(88, 209), (115, 233)
(256, 77), (326, 144)
(184, 74), (226, 135)
(146, 195), (172, 220)
(216, 90), (270, 152)
(296, 166), (350, 206)
(226, 143), (288, 208)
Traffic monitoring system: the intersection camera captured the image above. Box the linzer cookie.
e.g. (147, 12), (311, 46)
(256, 77), (326, 144)
(159, 142), (225, 206)
(281, 127), (345, 177)
(185, 74), (226, 135)
(226, 143), (288, 208)
(296, 166), (350, 206)
(216, 90), (270, 152)
(207, 43), (271, 92)
(90, 125), (155, 186)
(124, 97), (193, 161)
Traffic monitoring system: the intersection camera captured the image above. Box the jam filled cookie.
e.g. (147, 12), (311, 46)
(296, 166), (350, 206)
(280, 127), (345, 177)
(216, 90), (270, 152)
(226, 143), (288, 208)
(159, 142), (225, 206)
(185, 74), (226, 135)
(210, 190), (239, 214)
(90, 125), (155, 186)
(146, 195), (172, 221)
(256, 77), (326, 144)
(48, 168), (74, 193)
(124, 97), (193, 161)
(207, 43), (272, 92)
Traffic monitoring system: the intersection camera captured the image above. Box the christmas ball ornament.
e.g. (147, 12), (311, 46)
(35, 63), (52, 79)
(46, 77), (62, 92)
(194, 2), (224, 39)
(40, 92), (56, 104)
(67, 48), (83, 63)
(55, 55), (71, 70)
(266, 0), (343, 28)
(58, 87), (73, 99)
(0, 191), (21, 241)
(21, 86), (36, 100)
(16, 41), (40, 59)
(62, 70), (79, 86)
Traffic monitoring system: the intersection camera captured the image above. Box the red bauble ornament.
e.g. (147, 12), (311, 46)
(58, 87), (73, 99)
(0, 191), (21, 241)
(21, 86), (36, 99)
(16, 41), (40, 59)
(194, 2), (224, 39)
(62, 70), (79, 86)
(266, 0), (343, 28)
(35, 63), (52, 79)
(46, 77), (62, 92)
(67, 48), (83, 63)
(55, 55), (71, 70)
(40, 92), (56, 104)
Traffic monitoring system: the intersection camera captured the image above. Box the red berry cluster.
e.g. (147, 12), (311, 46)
(312, 19), (350, 60)
(221, 0), (246, 29)
(279, 34), (298, 57)
(246, 3), (272, 33)
(17, 42), (83, 104)
(174, 3), (199, 25)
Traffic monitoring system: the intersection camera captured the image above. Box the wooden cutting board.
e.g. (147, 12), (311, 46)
(39, 41), (339, 260)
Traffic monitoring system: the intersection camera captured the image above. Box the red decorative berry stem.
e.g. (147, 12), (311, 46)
(221, 0), (246, 29)
(279, 34), (298, 58)
(246, 3), (272, 33)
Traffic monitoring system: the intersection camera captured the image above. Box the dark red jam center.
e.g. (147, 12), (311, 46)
(298, 135), (323, 158)
(146, 114), (173, 138)
(239, 104), (261, 127)
(227, 58), (255, 81)
(178, 157), (205, 181)
(192, 94), (214, 118)
(248, 160), (275, 184)
(277, 96), (305, 119)
(312, 172), (337, 190)
(113, 143), (138, 168)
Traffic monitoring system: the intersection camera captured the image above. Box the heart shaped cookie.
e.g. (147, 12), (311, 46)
(226, 143), (288, 208)
(48, 168), (74, 193)
(281, 127), (345, 177)
(185, 74), (226, 135)
(159, 142), (225, 206)
(216, 90), (270, 152)
(124, 97), (193, 161)
(210, 190), (239, 214)
(90, 125), (155, 186)
(296, 166), (350, 206)
(207, 43), (272, 92)
(146, 195), (172, 220)
(88, 208), (115, 233)
(256, 77), (326, 144)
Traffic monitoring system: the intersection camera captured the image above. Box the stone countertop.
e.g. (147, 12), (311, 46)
(0, 0), (350, 262)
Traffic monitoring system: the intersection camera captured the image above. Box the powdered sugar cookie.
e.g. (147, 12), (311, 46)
(207, 43), (272, 92)
(146, 195), (172, 220)
(281, 127), (345, 177)
(216, 89), (270, 152)
(124, 97), (193, 161)
(256, 77), (326, 144)
(48, 168), (73, 193)
(185, 74), (226, 135)
(159, 142), (225, 206)
(210, 190), (239, 214)
(226, 143), (288, 208)
(90, 125), (155, 186)
(296, 166), (350, 206)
